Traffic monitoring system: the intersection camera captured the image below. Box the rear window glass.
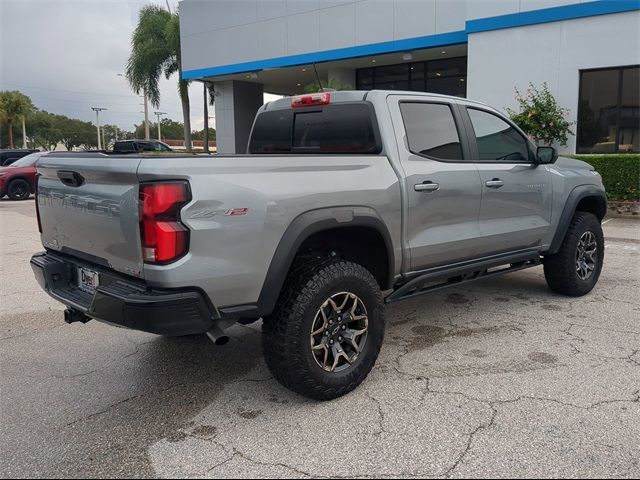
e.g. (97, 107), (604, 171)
(248, 103), (381, 154)
(248, 110), (293, 153)
(9, 152), (41, 167)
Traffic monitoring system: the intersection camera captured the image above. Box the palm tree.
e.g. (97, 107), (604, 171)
(126, 5), (192, 150)
(0, 91), (33, 149)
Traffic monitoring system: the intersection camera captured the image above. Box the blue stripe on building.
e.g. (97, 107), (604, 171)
(182, 0), (640, 80)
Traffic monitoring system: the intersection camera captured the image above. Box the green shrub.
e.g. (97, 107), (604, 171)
(568, 154), (640, 201)
(507, 83), (574, 147)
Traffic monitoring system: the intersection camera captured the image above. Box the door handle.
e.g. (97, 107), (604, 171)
(485, 178), (504, 188)
(414, 181), (440, 192)
(57, 170), (85, 187)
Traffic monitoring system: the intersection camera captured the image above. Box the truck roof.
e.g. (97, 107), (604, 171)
(264, 89), (495, 112)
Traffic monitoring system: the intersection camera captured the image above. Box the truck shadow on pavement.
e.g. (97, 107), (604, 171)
(2, 318), (265, 477)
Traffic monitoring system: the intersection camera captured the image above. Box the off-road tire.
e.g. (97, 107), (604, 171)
(262, 260), (384, 400)
(7, 179), (31, 201)
(544, 212), (604, 296)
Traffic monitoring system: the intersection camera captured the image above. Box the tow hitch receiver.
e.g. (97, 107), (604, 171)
(64, 308), (91, 324)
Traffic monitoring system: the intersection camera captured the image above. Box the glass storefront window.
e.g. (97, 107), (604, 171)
(426, 57), (467, 97)
(356, 56), (467, 97)
(374, 64), (410, 90)
(356, 68), (374, 90)
(577, 66), (639, 154)
(409, 62), (425, 91)
(620, 67), (639, 153)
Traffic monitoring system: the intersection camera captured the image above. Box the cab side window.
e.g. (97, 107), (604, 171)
(138, 142), (154, 152)
(467, 108), (531, 162)
(400, 102), (463, 160)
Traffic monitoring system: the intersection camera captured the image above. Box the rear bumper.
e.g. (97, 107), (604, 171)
(30, 251), (218, 336)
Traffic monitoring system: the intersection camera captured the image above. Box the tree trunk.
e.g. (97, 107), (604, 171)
(203, 83), (209, 153)
(22, 116), (27, 149)
(7, 121), (13, 149)
(179, 80), (192, 151)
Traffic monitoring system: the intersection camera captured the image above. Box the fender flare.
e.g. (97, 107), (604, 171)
(547, 185), (607, 255)
(222, 207), (395, 319)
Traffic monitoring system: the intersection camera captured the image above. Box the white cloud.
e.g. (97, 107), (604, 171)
(0, 0), (207, 134)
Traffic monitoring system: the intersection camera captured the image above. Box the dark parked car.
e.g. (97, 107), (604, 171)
(0, 149), (39, 166)
(113, 140), (172, 153)
(0, 151), (46, 200)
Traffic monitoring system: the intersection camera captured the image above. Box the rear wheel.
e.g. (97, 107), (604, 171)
(544, 212), (604, 296)
(7, 179), (31, 201)
(262, 260), (384, 400)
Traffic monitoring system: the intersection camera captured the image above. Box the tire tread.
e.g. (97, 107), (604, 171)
(544, 211), (604, 297)
(262, 259), (384, 400)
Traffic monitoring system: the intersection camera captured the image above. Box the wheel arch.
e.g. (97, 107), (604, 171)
(254, 207), (395, 318)
(548, 185), (607, 255)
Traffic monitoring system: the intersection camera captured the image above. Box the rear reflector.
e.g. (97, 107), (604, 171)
(139, 182), (191, 264)
(291, 92), (331, 108)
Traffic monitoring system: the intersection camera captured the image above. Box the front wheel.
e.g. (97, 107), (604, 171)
(262, 260), (385, 400)
(544, 212), (604, 296)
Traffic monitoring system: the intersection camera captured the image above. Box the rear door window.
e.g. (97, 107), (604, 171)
(115, 142), (136, 153)
(138, 142), (154, 152)
(400, 102), (463, 160)
(249, 103), (381, 154)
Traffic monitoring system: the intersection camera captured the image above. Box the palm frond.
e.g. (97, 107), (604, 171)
(125, 5), (174, 108)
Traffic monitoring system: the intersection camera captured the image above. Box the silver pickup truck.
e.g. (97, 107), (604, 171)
(31, 90), (606, 400)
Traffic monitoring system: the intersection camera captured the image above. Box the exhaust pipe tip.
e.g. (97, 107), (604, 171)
(212, 334), (230, 346)
(206, 325), (229, 346)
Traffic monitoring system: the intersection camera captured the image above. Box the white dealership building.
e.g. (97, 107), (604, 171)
(179, 0), (639, 155)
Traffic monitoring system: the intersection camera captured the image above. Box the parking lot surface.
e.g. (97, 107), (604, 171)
(1, 198), (639, 478)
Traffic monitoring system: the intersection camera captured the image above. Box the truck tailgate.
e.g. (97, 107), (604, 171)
(36, 155), (144, 278)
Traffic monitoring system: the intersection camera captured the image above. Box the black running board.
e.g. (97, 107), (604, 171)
(385, 250), (541, 304)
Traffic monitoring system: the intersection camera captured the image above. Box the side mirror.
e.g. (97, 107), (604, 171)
(536, 146), (557, 164)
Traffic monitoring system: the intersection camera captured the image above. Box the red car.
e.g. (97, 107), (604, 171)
(0, 151), (46, 201)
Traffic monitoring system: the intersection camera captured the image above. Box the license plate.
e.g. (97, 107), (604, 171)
(78, 267), (99, 293)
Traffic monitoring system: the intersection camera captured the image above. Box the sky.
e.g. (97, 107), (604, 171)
(0, 0), (253, 133)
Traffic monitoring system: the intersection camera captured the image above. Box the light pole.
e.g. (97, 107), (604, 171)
(91, 107), (107, 150)
(117, 73), (150, 140)
(153, 111), (167, 141)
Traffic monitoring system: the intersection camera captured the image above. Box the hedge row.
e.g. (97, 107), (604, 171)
(569, 154), (640, 201)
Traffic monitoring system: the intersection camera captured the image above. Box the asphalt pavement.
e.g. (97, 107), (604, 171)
(1, 198), (638, 478)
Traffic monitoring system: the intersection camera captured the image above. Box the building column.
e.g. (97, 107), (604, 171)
(213, 80), (264, 154)
(328, 67), (356, 90)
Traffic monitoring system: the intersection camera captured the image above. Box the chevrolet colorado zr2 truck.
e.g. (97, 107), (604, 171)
(31, 91), (606, 400)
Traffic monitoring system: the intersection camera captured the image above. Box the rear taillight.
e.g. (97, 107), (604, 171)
(139, 181), (191, 264)
(291, 92), (331, 108)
